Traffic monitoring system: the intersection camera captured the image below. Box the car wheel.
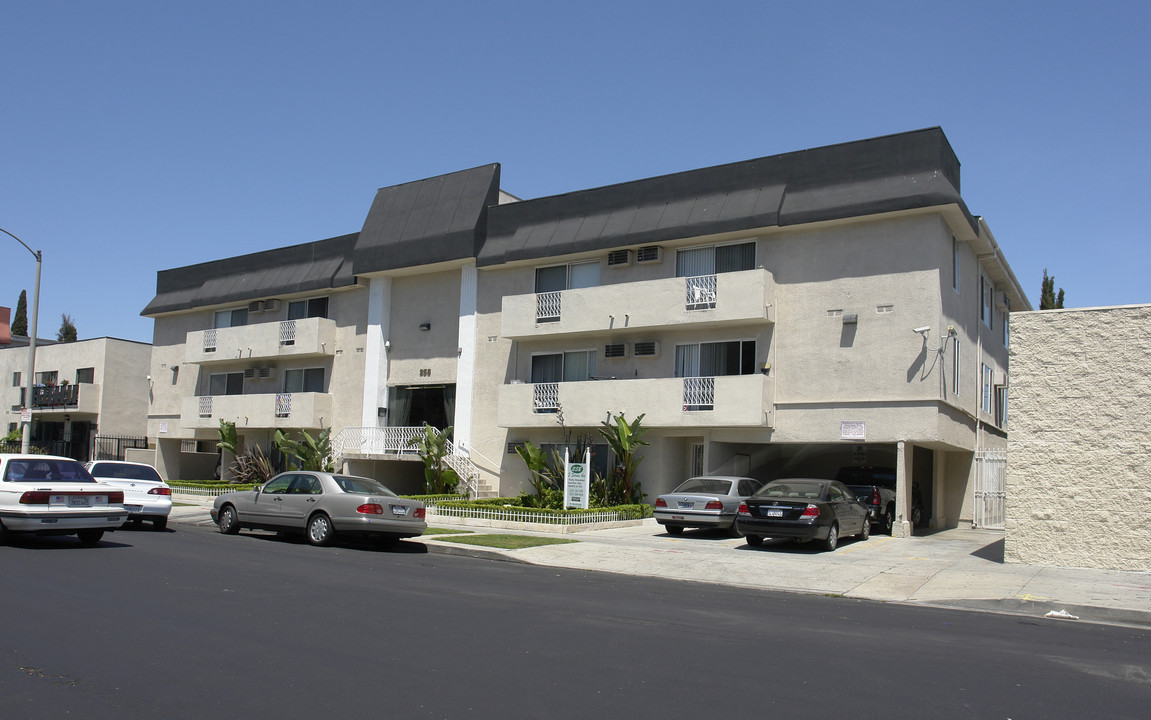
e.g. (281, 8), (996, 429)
(152, 517), (168, 531)
(307, 513), (335, 547)
(745, 534), (763, 547)
(665, 525), (684, 535)
(883, 506), (894, 535)
(912, 505), (923, 528)
(77, 529), (104, 546)
(859, 516), (870, 540)
(822, 523), (839, 552)
(218, 505), (241, 535)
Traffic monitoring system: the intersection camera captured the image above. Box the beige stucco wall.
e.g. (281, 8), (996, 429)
(1005, 305), (1151, 571)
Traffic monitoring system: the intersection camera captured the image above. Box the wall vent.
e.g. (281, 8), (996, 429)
(604, 343), (628, 359)
(258, 367), (276, 379)
(263, 298), (279, 312)
(248, 301), (263, 314)
(243, 367), (257, 379)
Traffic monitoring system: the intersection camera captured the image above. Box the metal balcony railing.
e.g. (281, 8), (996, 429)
(279, 320), (296, 346)
(32, 385), (80, 408)
(685, 275), (717, 311)
(536, 291), (562, 322)
(275, 393), (292, 418)
(203, 328), (218, 353)
(682, 376), (715, 411)
(533, 383), (560, 413)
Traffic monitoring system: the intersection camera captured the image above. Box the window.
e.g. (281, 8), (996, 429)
(531, 351), (596, 383)
(288, 297), (329, 320)
(980, 275), (994, 330)
(283, 368), (325, 393)
(674, 340), (756, 377)
(214, 307), (248, 329)
(75, 367), (95, 384)
(11, 371), (19, 387)
(675, 241), (755, 278)
(951, 338), (961, 397)
(35, 370), (57, 386)
(994, 384), (1008, 427)
(535, 261), (600, 293)
(1001, 308), (1010, 348)
(981, 364), (993, 413)
(209, 372), (244, 396)
(952, 236), (960, 291)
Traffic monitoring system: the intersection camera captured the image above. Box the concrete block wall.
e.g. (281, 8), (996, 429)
(1005, 305), (1151, 571)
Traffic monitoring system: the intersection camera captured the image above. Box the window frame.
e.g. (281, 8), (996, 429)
(534, 260), (601, 293)
(282, 367), (326, 394)
(529, 349), (597, 383)
(675, 240), (757, 278)
(674, 339), (757, 377)
(981, 363), (993, 414)
(288, 296), (329, 320)
(214, 307), (249, 329)
(208, 371), (245, 396)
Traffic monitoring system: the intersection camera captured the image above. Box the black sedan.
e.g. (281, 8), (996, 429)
(736, 478), (870, 551)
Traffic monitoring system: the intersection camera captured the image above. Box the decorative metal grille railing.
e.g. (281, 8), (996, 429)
(32, 385), (80, 407)
(973, 448), (1007, 530)
(279, 320), (296, 346)
(92, 435), (148, 461)
(275, 393), (292, 418)
(684, 274), (718, 310)
(429, 505), (625, 525)
(204, 328), (217, 353)
(533, 383), (560, 413)
(198, 396), (213, 417)
(536, 291), (562, 322)
(682, 376), (715, 411)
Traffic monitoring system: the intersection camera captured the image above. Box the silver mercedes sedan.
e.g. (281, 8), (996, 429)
(654, 476), (763, 536)
(210, 471), (426, 548)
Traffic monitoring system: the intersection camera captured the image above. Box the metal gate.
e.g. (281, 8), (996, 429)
(92, 435), (149, 461)
(973, 448), (1007, 530)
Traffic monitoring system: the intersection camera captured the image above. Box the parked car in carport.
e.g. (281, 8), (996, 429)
(85, 460), (172, 530)
(837, 466), (923, 533)
(737, 478), (870, 551)
(654, 476), (763, 536)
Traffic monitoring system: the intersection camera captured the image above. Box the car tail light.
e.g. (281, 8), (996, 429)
(356, 503), (385, 515)
(413, 508), (426, 519)
(801, 504), (820, 518)
(20, 491), (51, 504)
(655, 498), (667, 508)
(107, 491), (124, 503)
(871, 489), (881, 506)
(149, 487), (172, 496)
(704, 500), (723, 510)
(738, 503), (750, 515)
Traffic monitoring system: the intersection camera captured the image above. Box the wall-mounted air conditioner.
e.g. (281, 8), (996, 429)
(258, 367), (276, 380)
(636, 246), (662, 264)
(633, 341), (660, 358)
(604, 343), (629, 359)
(607, 249), (632, 267)
(243, 368), (257, 379)
(248, 301), (263, 314)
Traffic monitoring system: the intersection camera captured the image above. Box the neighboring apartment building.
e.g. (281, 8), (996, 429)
(143, 128), (1028, 535)
(0, 335), (152, 460)
(1005, 305), (1151, 572)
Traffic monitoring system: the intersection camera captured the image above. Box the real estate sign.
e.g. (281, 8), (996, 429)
(564, 448), (590, 509)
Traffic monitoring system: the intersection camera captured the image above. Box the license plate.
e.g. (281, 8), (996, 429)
(765, 508), (784, 517)
(68, 496), (92, 508)
(677, 502), (694, 510)
(390, 505), (408, 516)
(125, 505), (143, 513)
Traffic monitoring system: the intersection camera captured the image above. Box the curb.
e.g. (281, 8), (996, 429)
(911, 597), (1151, 629)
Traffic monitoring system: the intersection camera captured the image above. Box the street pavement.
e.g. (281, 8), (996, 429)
(169, 497), (1151, 628)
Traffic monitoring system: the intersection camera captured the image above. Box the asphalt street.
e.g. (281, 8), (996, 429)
(3, 523), (1149, 720)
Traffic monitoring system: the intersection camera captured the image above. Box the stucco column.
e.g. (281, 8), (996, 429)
(893, 440), (913, 538)
(454, 263), (477, 453)
(361, 277), (391, 428)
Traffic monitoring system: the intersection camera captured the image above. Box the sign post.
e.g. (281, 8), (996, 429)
(563, 448), (590, 509)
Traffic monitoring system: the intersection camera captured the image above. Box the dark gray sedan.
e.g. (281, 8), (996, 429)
(210, 471), (426, 548)
(654, 476), (763, 536)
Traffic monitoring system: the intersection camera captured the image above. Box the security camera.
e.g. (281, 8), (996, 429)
(146, 375), (152, 382)
(913, 326), (931, 335)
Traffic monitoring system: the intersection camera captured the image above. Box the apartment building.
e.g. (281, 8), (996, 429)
(143, 128), (1027, 534)
(0, 335), (151, 460)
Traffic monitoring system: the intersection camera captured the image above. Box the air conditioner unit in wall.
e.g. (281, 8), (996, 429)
(248, 301), (263, 314)
(258, 367), (276, 380)
(636, 246), (662, 264)
(633, 341), (660, 358)
(607, 249), (632, 267)
(243, 368), (257, 379)
(604, 343), (629, 359)
(263, 299), (279, 312)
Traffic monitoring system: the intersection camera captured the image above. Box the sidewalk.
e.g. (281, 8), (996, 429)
(169, 500), (1151, 628)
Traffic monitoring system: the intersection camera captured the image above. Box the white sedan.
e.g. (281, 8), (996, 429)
(85, 460), (173, 530)
(1, 453), (128, 545)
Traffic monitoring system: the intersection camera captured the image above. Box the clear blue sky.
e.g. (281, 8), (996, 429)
(2, 1), (1147, 343)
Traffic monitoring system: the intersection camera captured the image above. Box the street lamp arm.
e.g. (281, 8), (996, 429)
(2, 225), (43, 454)
(0, 226), (42, 261)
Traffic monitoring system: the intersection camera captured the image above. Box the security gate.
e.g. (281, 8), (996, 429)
(973, 449), (1007, 530)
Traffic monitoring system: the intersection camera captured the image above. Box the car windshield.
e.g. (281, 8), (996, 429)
(89, 463), (163, 482)
(756, 481), (825, 500)
(334, 475), (396, 497)
(673, 477), (733, 494)
(4, 458), (96, 483)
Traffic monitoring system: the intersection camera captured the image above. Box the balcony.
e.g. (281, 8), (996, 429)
(501, 268), (775, 340)
(181, 392), (333, 429)
(184, 317), (337, 365)
(497, 374), (774, 429)
(20, 384), (102, 416)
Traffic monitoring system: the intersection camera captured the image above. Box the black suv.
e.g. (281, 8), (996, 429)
(836, 466), (923, 534)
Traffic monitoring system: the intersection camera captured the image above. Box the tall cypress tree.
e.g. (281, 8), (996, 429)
(12, 289), (27, 336)
(1040, 269), (1065, 310)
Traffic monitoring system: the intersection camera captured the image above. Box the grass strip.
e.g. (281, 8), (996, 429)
(424, 527), (474, 536)
(434, 534), (579, 550)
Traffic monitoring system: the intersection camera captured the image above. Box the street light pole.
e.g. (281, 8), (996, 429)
(1, 227), (42, 454)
